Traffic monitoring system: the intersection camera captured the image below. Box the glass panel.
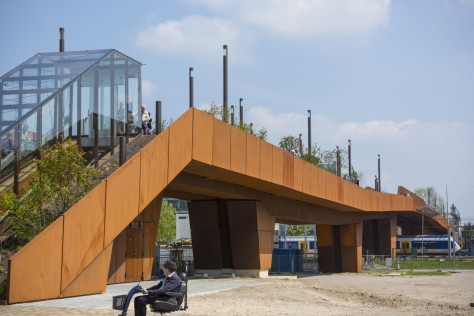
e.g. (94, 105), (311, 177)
(128, 62), (140, 135)
(2, 80), (20, 91)
(70, 81), (79, 137)
(23, 80), (38, 90)
(40, 92), (52, 102)
(98, 62), (111, 137)
(114, 61), (126, 136)
(80, 68), (95, 139)
(0, 127), (16, 180)
(2, 95), (19, 106)
(41, 79), (55, 89)
(61, 88), (70, 138)
(20, 113), (39, 168)
(2, 109), (18, 121)
(23, 68), (38, 77)
(42, 98), (56, 149)
(22, 93), (37, 104)
(41, 67), (55, 76)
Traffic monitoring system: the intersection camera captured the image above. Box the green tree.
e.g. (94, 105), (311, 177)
(279, 135), (300, 152)
(414, 186), (445, 215)
(156, 200), (176, 244)
(1, 138), (101, 246)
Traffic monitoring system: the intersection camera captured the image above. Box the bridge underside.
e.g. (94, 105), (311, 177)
(7, 108), (447, 303)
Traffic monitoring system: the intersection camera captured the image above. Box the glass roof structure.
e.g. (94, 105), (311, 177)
(0, 49), (142, 189)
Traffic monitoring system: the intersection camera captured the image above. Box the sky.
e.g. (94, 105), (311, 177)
(1, 0), (473, 223)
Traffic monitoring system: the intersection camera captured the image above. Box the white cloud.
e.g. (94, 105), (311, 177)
(187, 0), (391, 38)
(338, 119), (419, 141)
(135, 15), (255, 63)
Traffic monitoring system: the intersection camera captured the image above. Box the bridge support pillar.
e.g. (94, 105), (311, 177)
(363, 215), (397, 258)
(317, 222), (363, 273)
(188, 200), (274, 277)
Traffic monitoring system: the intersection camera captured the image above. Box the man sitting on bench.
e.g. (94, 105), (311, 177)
(134, 261), (181, 316)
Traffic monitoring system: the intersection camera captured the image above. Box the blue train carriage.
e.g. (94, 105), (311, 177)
(275, 236), (317, 254)
(396, 235), (461, 256)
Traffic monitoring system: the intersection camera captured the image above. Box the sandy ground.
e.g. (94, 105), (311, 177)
(181, 271), (474, 316)
(1, 271), (473, 315)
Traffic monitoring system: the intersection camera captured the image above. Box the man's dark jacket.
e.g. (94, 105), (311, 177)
(147, 272), (181, 300)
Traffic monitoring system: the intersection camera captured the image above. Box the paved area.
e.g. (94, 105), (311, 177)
(0, 278), (263, 315)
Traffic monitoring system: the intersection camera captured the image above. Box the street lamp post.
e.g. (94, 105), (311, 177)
(348, 139), (352, 180)
(308, 110), (312, 159)
(223, 45), (228, 122)
(239, 98), (243, 128)
(189, 67), (194, 108)
(378, 154), (381, 192)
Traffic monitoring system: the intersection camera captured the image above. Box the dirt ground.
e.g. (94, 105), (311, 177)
(180, 271), (474, 316)
(0, 270), (473, 315)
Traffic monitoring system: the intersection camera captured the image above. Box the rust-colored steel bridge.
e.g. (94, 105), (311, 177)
(7, 108), (447, 304)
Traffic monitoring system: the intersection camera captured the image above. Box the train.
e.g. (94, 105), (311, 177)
(396, 234), (461, 256)
(274, 236), (317, 254)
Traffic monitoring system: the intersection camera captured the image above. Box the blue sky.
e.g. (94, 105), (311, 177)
(1, 0), (473, 223)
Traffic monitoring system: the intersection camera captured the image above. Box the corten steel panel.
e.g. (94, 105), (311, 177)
(61, 182), (106, 291)
(229, 231), (261, 269)
(340, 223), (359, 247)
(317, 247), (336, 273)
(256, 203), (276, 232)
(227, 201), (258, 231)
(377, 218), (392, 256)
(340, 222), (362, 272)
(340, 247), (361, 273)
(325, 172), (334, 201)
(191, 230), (223, 269)
(192, 109), (213, 164)
(8, 217), (63, 304)
(143, 223), (158, 280)
(259, 140), (273, 182)
(310, 165), (320, 196)
(139, 129), (169, 210)
(227, 201), (274, 232)
(271, 147), (284, 185)
(104, 154), (141, 247)
(293, 157), (303, 192)
(168, 109), (193, 182)
(317, 167), (327, 199)
(246, 134), (261, 178)
(316, 224), (333, 247)
(258, 231), (275, 270)
(188, 201), (220, 231)
(142, 194), (162, 223)
(107, 229), (127, 284)
(230, 127), (247, 174)
(282, 152), (294, 188)
(60, 242), (113, 298)
(212, 119), (231, 169)
(301, 160), (312, 195)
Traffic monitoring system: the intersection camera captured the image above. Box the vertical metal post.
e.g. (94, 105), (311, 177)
(336, 146), (341, 177)
(13, 125), (20, 195)
(156, 101), (162, 135)
(239, 98), (243, 127)
(299, 133), (303, 156)
(446, 182), (451, 259)
(59, 27), (65, 52)
(189, 67), (194, 108)
(348, 139), (352, 180)
(378, 154), (381, 191)
(223, 45), (228, 122)
(375, 175), (378, 191)
(307, 110), (312, 159)
(230, 105), (235, 126)
(119, 136), (126, 166)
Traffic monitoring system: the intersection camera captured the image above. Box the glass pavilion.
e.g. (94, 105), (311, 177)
(0, 49), (142, 191)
